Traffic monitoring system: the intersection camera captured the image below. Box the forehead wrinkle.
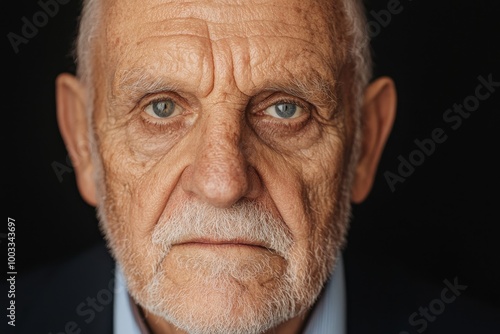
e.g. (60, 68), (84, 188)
(108, 0), (342, 60)
(103, 0), (345, 105)
(143, 18), (323, 46)
(136, 12), (335, 66)
(238, 35), (338, 105)
(100, 0), (347, 68)
(108, 33), (214, 101)
(139, 17), (210, 41)
(146, 0), (325, 24)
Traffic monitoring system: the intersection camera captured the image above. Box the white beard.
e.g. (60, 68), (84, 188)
(142, 200), (319, 334)
(98, 199), (344, 334)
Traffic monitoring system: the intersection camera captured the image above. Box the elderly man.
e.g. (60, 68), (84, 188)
(10, 0), (499, 333)
(54, 0), (396, 332)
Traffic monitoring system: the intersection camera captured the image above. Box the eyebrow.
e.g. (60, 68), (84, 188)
(111, 66), (339, 112)
(265, 74), (338, 110)
(112, 68), (181, 101)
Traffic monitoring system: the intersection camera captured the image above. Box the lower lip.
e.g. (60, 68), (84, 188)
(177, 242), (266, 250)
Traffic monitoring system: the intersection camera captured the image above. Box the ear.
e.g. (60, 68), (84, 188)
(351, 76), (397, 203)
(56, 73), (97, 206)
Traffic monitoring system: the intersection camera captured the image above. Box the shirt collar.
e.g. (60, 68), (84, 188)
(114, 256), (346, 334)
(302, 255), (346, 334)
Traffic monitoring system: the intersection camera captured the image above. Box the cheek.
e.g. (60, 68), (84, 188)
(304, 140), (346, 225)
(272, 135), (345, 234)
(303, 133), (350, 242)
(95, 117), (194, 273)
(98, 114), (187, 209)
(257, 129), (346, 274)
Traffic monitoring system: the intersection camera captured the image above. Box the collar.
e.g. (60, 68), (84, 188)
(114, 256), (346, 334)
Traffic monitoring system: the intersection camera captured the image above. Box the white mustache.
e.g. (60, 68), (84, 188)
(151, 200), (294, 259)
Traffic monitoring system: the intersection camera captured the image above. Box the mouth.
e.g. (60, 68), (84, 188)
(175, 238), (271, 251)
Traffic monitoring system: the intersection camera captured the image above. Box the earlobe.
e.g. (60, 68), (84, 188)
(56, 73), (97, 206)
(351, 76), (397, 203)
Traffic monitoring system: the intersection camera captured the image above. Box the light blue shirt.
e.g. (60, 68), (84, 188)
(114, 256), (346, 334)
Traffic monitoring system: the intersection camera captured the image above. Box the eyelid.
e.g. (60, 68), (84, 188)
(254, 93), (312, 117)
(139, 91), (185, 108)
(140, 91), (190, 113)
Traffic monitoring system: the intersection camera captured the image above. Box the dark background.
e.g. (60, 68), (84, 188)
(4, 0), (500, 312)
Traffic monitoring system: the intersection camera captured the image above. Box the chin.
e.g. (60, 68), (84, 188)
(138, 270), (298, 334)
(125, 246), (323, 334)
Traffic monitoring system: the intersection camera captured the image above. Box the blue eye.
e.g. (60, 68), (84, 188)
(264, 103), (304, 119)
(144, 99), (182, 118)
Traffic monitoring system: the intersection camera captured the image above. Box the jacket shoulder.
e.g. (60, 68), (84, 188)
(6, 240), (115, 334)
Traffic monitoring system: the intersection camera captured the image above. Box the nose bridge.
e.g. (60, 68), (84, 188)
(197, 110), (244, 173)
(185, 107), (252, 207)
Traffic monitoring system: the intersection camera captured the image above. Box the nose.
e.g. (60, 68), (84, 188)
(181, 114), (261, 208)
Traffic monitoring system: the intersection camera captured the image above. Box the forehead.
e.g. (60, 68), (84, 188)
(104, 0), (341, 45)
(99, 0), (346, 96)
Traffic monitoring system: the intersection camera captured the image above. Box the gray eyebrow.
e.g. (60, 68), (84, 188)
(112, 68), (181, 99)
(112, 66), (338, 112)
(266, 75), (338, 110)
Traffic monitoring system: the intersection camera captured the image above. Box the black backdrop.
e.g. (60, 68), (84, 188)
(4, 0), (500, 313)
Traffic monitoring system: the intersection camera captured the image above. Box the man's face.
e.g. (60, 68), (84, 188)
(90, 0), (355, 332)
